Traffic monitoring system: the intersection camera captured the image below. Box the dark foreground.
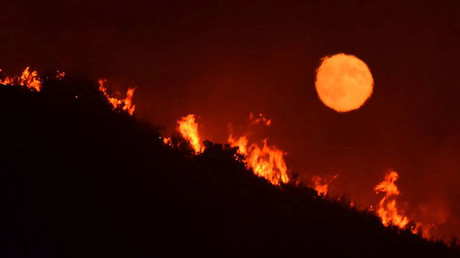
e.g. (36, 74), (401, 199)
(0, 77), (458, 257)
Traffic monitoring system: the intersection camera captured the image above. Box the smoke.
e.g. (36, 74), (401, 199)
(1, 0), (459, 242)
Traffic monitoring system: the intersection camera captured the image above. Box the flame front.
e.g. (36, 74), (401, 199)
(98, 79), (136, 115)
(0, 67), (42, 92)
(229, 135), (289, 185)
(177, 114), (205, 154)
(0, 66), (449, 241)
(311, 174), (338, 196)
(173, 113), (290, 185)
(374, 171), (409, 229)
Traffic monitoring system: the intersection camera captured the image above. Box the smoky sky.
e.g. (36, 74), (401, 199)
(1, 1), (460, 239)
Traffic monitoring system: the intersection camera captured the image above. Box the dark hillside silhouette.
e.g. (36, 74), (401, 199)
(0, 77), (458, 257)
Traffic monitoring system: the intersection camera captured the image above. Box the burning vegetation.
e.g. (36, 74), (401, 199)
(0, 68), (137, 116)
(172, 112), (446, 241)
(228, 135), (289, 185)
(312, 174), (338, 196)
(0, 67), (439, 238)
(374, 171), (410, 229)
(177, 114), (205, 154)
(98, 79), (136, 115)
(0, 67), (456, 254)
(174, 113), (289, 185)
(0, 67), (42, 92)
(172, 111), (442, 242)
(173, 113), (289, 185)
(373, 171), (437, 238)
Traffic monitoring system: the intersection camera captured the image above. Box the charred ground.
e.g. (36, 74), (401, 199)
(0, 78), (458, 257)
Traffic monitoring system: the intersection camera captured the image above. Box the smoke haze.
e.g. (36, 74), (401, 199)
(1, 0), (459, 240)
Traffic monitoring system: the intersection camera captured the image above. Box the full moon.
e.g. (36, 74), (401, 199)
(315, 53), (374, 112)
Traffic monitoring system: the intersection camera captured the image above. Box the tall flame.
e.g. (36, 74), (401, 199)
(98, 79), (136, 115)
(374, 171), (409, 229)
(177, 114), (205, 154)
(311, 174), (338, 196)
(173, 113), (290, 185)
(0, 67), (42, 92)
(228, 135), (289, 185)
(0, 65), (447, 241)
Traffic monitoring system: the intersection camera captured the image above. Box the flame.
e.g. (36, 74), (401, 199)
(56, 70), (65, 80)
(98, 79), (136, 115)
(173, 112), (289, 185)
(162, 136), (173, 147)
(311, 174), (338, 196)
(374, 171), (431, 237)
(163, 136), (172, 145)
(166, 113), (441, 240)
(374, 171), (410, 229)
(228, 135), (289, 185)
(177, 114), (205, 154)
(249, 112), (272, 126)
(0, 67), (42, 91)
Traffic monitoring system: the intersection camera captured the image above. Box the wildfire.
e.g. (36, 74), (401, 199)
(0, 68), (137, 116)
(228, 135), (289, 185)
(374, 171), (410, 229)
(172, 113), (289, 185)
(0, 67), (42, 92)
(171, 112), (437, 238)
(177, 114), (205, 154)
(0, 66), (445, 240)
(98, 79), (136, 115)
(311, 174), (338, 196)
(56, 70), (66, 80)
(163, 137), (173, 146)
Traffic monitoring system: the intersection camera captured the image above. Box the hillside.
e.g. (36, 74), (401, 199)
(0, 77), (457, 257)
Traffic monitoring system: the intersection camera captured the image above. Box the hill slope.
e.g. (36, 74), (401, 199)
(0, 77), (457, 257)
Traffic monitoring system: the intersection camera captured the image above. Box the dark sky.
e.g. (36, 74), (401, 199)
(1, 0), (459, 239)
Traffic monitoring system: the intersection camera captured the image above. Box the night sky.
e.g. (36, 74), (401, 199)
(1, 1), (459, 239)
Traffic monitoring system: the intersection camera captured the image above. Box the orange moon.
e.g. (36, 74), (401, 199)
(315, 53), (373, 112)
